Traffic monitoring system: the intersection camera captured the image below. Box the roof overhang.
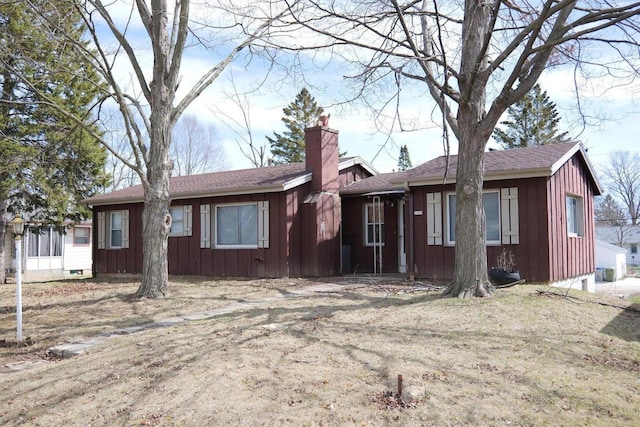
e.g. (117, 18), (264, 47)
(339, 156), (378, 176)
(396, 143), (604, 195)
(85, 176), (313, 207)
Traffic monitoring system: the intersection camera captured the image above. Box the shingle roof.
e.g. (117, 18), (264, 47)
(596, 225), (640, 244)
(340, 171), (407, 195)
(400, 142), (584, 184)
(84, 157), (376, 206)
(342, 142), (602, 196)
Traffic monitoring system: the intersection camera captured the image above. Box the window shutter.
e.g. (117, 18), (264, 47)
(97, 211), (105, 249)
(184, 205), (193, 236)
(200, 204), (211, 248)
(122, 209), (130, 248)
(501, 187), (519, 244)
(258, 201), (269, 248)
(426, 192), (442, 245)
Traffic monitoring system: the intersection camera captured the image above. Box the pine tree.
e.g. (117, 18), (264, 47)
(0, 1), (108, 282)
(493, 84), (569, 149)
(595, 195), (627, 227)
(267, 88), (324, 164)
(398, 145), (412, 171)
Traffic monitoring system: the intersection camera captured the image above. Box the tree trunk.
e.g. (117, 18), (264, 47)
(135, 79), (174, 298)
(135, 98), (173, 297)
(442, 128), (494, 298)
(442, 0), (494, 298)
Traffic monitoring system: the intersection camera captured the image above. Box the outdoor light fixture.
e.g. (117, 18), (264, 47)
(11, 214), (25, 239)
(11, 214), (25, 342)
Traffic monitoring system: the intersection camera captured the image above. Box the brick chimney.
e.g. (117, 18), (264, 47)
(305, 117), (339, 194)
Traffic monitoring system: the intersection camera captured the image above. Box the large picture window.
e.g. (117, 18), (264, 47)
(215, 203), (258, 248)
(365, 203), (384, 246)
(27, 228), (62, 258)
(447, 191), (501, 245)
(566, 195), (584, 236)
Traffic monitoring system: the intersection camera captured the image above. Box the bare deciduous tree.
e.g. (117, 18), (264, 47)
(602, 151), (640, 225)
(211, 82), (271, 168)
(172, 114), (228, 176)
(282, 0), (640, 297)
(19, 0), (295, 297)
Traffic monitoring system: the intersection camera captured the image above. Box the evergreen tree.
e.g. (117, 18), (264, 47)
(595, 195), (627, 227)
(0, 1), (108, 282)
(397, 145), (412, 171)
(267, 88), (324, 164)
(493, 84), (569, 149)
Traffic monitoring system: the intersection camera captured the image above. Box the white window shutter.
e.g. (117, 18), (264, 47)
(97, 211), (105, 249)
(426, 192), (442, 245)
(501, 187), (519, 244)
(258, 201), (269, 248)
(184, 205), (193, 236)
(200, 204), (211, 248)
(121, 209), (130, 248)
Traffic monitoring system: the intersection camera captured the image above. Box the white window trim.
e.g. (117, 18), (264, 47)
(99, 209), (129, 250)
(364, 202), (385, 247)
(566, 194), (585, 237)
(445, 190), (502, 246)
(169, 205), (193, 237)
(213, 201), (269, 249)
(109, 211), (123, 249)
(26, 227), (63, 258)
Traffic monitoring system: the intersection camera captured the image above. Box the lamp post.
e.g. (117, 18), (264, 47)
(11, 214), (25, 342)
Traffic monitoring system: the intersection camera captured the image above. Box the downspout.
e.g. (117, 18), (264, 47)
(404, 181), (415, 281)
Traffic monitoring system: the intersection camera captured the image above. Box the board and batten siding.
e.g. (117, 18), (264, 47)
(410, 177), (552, 282)
(546, 156), (596, 282)
(93, 185), (311, 278)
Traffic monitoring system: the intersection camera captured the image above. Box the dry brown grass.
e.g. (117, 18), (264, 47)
(1, 277), (639, 426)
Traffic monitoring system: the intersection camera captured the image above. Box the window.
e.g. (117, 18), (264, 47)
(447, 191), (501, 245)
(631, 244), (637, 254)
(73, 227), (90, 246)
(27, 228), (62, 258)
(110, 211), (123, 248)
(97, 210), (129, 249)
(204, 202), (269, 249)
(566, 195), (584, 236)
(365, 203), (384, 246)
(169, 205), (192, 237)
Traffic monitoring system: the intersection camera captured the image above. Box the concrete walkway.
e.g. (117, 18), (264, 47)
(594, 277), (640, 299)
(47, 282), (346, 359)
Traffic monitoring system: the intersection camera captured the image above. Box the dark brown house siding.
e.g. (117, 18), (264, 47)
(93, 184), (314, 278)
(341, 195), (402, 274)
(409, 177), (554, 282)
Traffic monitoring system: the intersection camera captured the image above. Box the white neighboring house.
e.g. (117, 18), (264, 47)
(3, 222), (92, 282)
(596, 225), (640, 267)
(595, 240), (627, 281)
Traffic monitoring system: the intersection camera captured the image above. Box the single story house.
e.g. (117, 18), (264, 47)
(3, 222), (93, 282)
(596, 225), (640, 267)
(84, 125), (376, 278)
(84, 124), (602, 290)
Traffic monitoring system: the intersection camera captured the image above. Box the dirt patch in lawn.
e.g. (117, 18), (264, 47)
(1, 277), (639, 426)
